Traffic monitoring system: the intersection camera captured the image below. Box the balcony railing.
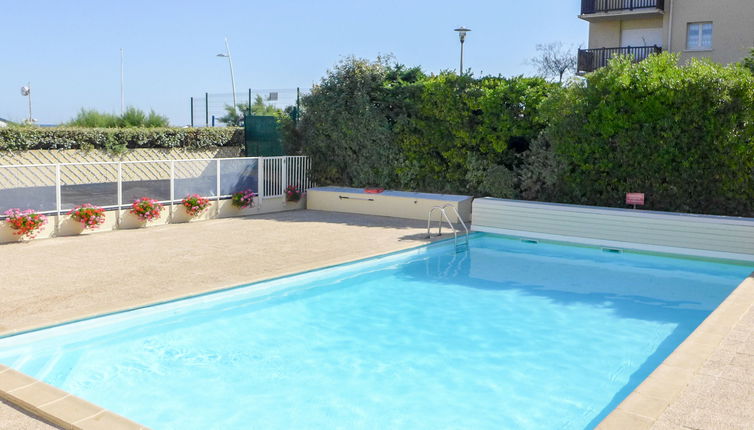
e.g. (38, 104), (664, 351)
(581, 0), (665, 14)
(578, 46), (662, 73)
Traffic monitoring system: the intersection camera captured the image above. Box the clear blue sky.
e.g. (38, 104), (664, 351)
(0, 0), (587, 125)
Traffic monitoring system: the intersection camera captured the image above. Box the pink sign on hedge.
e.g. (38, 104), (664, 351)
(626, 193), (645, 208)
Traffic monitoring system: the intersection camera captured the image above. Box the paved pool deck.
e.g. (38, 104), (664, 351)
(0, 210), (752, 429)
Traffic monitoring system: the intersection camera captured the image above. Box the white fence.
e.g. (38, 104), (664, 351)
(0, 156), (311, 216)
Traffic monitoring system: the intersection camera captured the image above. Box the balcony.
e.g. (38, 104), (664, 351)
(580, 0), (664, 21)
(577, 46), (662, 73)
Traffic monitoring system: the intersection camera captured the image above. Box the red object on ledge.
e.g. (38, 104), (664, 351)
(364, 188), (385, 194)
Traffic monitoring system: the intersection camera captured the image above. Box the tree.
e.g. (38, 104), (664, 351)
(744, 47), (754, 74)
(218, 95), (282, 126)
(529, 42), (578, 83)
(293, 56), (422, 187)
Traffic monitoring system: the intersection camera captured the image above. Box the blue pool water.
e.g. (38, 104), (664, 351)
(0, 234), (751, 429)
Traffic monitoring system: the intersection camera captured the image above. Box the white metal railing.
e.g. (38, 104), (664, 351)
(0, 156), (311, 216)
(426, 204), (470, 252)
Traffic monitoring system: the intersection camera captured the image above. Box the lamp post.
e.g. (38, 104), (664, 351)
(454, 27), (471, 74)
(120, 48), (125, 115)
(20, 83), (33, 124)
(216, 37), (237, 109)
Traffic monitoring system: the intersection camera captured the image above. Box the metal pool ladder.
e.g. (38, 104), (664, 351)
(426, 204), (470, 252)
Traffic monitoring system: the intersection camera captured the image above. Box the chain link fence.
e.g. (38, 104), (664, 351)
(189, 89), (306, 127)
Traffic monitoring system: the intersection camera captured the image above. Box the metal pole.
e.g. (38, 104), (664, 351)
(190, 97), (194, 127)
(216, 159), (221, 216)
(205, 92), (209, 127)
(55, 164), (61, 217)
(248, 88), (252, 115)
(460, 41), (464, 74)
(225, 37), (237, 108)
(120, 48), (125, 114)
(27, 82), (33, 123)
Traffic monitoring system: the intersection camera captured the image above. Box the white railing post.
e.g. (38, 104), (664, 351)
(280, 156), (288, 202)
(117, 162), (123, 227)
(258, 157), (265, 206)
(55, 164), (61, 217)
(216, 159), (221, 216)
(169, 160), (175, 221)
(169, 160), (175, 203)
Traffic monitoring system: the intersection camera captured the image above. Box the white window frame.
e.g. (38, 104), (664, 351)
(686, 22), (713, 51)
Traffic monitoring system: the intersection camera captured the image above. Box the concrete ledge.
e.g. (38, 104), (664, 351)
(307, 186), (472, 223)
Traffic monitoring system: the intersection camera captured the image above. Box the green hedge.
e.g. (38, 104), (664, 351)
(289, 54), (754, 217)
(545, 54), (754, 216)
(0, 127), (244, 153)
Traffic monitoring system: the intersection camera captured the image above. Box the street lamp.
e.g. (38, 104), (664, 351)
(454, 27), (471, 74)
(20, 83), (34, 124)
(216, 37), (237, 109)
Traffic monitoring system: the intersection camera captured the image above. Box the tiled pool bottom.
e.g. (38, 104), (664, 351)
(0, 234), (751, 429)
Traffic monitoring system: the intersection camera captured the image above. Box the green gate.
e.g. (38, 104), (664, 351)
(244, 115), (283, 157)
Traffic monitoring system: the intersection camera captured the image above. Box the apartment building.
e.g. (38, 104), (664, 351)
(578, 0), (754, 73)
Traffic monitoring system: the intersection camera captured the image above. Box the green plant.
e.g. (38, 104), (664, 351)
(544, 53), (754, 215)
(293, 56), (422, 188)
(744, 47), (754, 74)
(67, 107), (169, 128)
(0, 127), (243, 153)
(218, 95), (283, 126)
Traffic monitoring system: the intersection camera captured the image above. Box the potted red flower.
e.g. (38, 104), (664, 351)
(130, 197), (164, 222)
(231, 190), (256, 209)
(181, 194), (211, 217)
(69, 203), (106, 230)
(284, 185), (302, 202)
(3, 209), (48, 239)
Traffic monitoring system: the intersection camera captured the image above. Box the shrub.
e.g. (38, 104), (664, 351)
(3, 209), (48, 239)
(68, 204), (106, 229)
(293, 56), (423, 188)
(231, 190), (256, 209)
(0, 127), (243, 153)
(181, 194), (211, 217)
(545, 53), (754, 216)
(130, 197), (164, 222)
(67, 107), (170, 128)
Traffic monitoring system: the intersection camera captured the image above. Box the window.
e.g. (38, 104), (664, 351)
(687, 22), (713, 50)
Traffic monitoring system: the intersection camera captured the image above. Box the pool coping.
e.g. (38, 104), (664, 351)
(0, 365), (148, 429)
(597, 274), (754, 429)
(0, 233), (751, 430)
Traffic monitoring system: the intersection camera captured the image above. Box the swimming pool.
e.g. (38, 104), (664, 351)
(0, 233), (750, 429)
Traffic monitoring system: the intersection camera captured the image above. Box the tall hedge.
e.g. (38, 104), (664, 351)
(287, 53), (754, 216)
(0, 127), (244, 153)
(545, 54), (754, 216)
(293, 57), (555, 195)
(397, 73), (554, 194)
(292, 57), (424, 187)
